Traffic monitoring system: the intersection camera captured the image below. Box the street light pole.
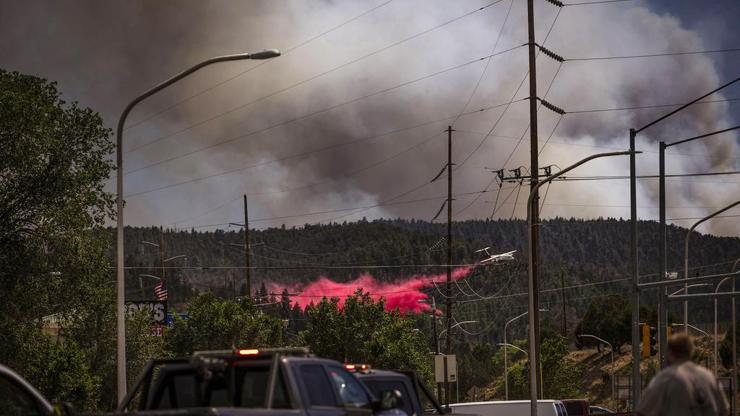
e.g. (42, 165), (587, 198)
(526, 150), (636, 414)
(503, 310), (546, 400)
(504, 311), (527, 401)
(115, 49), (280, 403)
(578, 334), (615, 399)
(684, 200), (740, 334)
(715, 277), (734, 376)
(733, 259), (740, 416)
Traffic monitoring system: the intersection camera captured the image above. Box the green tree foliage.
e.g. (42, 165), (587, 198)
(126, 310), (165, 388)
(299, 290), (432, 381)
(458, 343), (496, 395)
(577, 295), (630, 353)
(164, 293), (284, 356)
(4, 325), (100, 409)
(506, 333), (582, 400)
(0, 70), (115, 410)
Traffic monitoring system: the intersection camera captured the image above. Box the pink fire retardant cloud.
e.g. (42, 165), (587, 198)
(267, 266), (474, 313)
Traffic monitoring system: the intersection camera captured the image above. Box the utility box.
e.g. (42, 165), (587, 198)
(434, 354), (457, 383)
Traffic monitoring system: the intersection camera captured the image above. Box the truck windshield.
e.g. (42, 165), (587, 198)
(149, 363), (291, 409)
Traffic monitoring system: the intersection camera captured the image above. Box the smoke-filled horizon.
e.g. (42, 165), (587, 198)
(1, 0), (738, 236)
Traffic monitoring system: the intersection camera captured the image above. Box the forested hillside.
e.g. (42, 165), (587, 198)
(117, 217), (738, 329)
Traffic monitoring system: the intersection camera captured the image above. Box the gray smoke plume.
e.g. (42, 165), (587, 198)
(1, 0), (737, 235)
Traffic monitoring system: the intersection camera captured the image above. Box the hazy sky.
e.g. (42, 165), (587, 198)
(1, 0), (738, 236)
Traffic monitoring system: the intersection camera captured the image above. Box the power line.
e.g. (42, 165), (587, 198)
(124, 100), (522, 198)
(449, 0), (515, 128)
(174, 187), (521, 230)
(123, 0), (397, 131)
(668, 215), (740, 221)
(563, 0), (634, 5)
(125, 0), (508, 155)
(566, 47), (740, 62)
(123, 45), (526, 176)
(454, 6), (564, 216)
(457, 259), (739, 304)
(121, 263), (479, 271)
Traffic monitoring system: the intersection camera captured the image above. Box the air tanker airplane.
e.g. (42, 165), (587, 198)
(475, 247), (516, 265)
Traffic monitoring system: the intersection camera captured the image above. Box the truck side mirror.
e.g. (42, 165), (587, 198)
(380, 389), (403, 411)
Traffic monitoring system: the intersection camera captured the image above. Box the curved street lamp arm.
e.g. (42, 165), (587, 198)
(163, 254), (187, 263)
(577, 334), (612, 349)
(116, 50), (280, 138)
(685, 200), (740, 278)
(498, 343), (528, 356)
(115, 49), (280, 404)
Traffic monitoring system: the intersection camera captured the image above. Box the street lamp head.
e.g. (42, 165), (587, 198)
(249, 49), (281, 60)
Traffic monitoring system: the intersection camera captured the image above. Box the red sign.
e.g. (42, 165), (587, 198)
(150, 324), (164, 337)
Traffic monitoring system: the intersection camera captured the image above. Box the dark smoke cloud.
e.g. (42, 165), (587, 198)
(1, 0), (737, 235)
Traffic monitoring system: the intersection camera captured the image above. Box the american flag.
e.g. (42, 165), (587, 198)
(154, 280), (168, 301)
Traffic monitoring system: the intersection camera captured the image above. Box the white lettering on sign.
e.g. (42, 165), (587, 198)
(125, 301), (167, 323)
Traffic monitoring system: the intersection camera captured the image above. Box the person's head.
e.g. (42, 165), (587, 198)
(667, 333), (694, 365)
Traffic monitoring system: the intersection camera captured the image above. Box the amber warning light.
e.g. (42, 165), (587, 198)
(344, 363), (370, 372)
(238, 349), (260, 356)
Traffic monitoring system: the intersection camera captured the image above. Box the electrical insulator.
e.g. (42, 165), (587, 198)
(538, 45), (565, 62)
(540, 99), (566, 115)
(544, 0), (564, 7)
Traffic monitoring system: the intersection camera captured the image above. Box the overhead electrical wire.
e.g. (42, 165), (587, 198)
(124, 0), (397, 131)
(172, 169), (739, 230)
(565, 97), (740, 114)
(449, 0), (516, 128)
(174, 187), (517, 230)
(125, 99), (523, 199)
(565, 47), (740, 62)
(124, 44), (527, 177)
(453, 4), (564, 217)
(125, 0), (509, 155)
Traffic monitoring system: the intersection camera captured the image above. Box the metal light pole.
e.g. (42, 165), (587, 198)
(578, 334), (615, 399)
(733, 258), (740, 416)
(715, 277), (734, 376)
(498, 343), (544, 401)
(526, 150), (636, 415)
(504, 311), (527, 401)
(629, 128), (640, 408)
(631, 76), (740, 374)
(504, 309), (547, 400)
(115, 49), (280, 402)
(684, 200), (740, 333)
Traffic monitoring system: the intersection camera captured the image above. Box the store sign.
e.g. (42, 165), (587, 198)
(125, 301), (167, 324)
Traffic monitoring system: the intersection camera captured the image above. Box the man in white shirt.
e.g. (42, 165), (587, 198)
(637, 333), (729, 416)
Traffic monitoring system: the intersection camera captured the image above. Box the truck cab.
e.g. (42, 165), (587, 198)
(116, 347), (403, 416)
(349, 366), (445, 416)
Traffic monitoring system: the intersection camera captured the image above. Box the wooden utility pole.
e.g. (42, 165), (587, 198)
(526, 0), (542, 411)
(159, 226), (165, 282)
(243, 194), (252, 299)
(444, 125), (454, 407)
